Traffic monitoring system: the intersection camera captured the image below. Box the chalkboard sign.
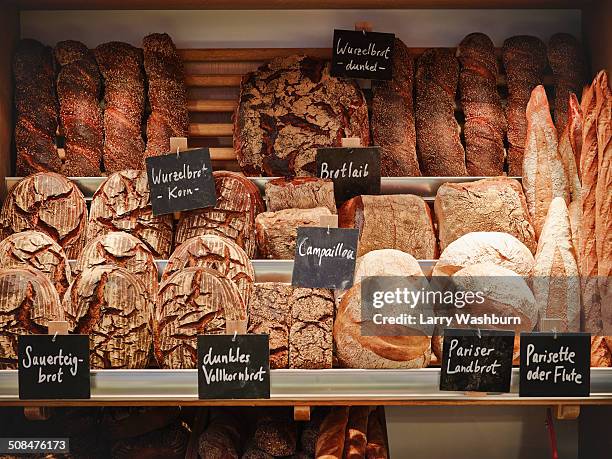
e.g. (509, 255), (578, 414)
(292, 227), (359, 290)
(18, 335), (90, 400)
(331, 29), (394, 80)
(197, 334), (270, 399)
(146, 148), (216, 216)
(317, 147), (381, 203)
(519, 332), (590, 397)
(440, 328), (514, 393)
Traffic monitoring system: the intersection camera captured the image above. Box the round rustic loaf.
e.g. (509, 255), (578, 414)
(75, 231), (158, 298)
(63, 265), (153, 369)
(0, 172), (87, 259)
(0, 230), (72, 298)
(87, 170), (173, 258)
(162, 234), (254, 306)
(354, 249), (425, 284)
(432, 231), (535, 277)
(154, 267), (247, 369)
(0, 267), (64, 369)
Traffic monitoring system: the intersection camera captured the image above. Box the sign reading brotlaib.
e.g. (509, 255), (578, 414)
(331, 29), (394, 80)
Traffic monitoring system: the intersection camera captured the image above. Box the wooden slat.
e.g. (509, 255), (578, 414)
(190, 123), (234, 137)
(188, 99), (237, 112)
(210, 147), (236, 160)
(185, 74), (243, 87)
(180, 48), (331, 62)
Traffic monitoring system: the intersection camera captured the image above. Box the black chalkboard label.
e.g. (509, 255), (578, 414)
(292, 227), (359, 290)
(519, 332), (590, 397)
(331, 29), (394, 80)
(18, 335), (90, 400)
(146, 148), (216, 216)
(197, 334), (270, 399)
(317, 147), (381, 203)
(440, 328), (514, 393)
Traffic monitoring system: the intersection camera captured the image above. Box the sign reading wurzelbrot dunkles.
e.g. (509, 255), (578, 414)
(331, 29), (394, 80)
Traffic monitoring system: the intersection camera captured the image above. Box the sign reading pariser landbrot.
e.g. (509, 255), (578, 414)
(146, 147), (216, 216)
(331, 29), (394, 80)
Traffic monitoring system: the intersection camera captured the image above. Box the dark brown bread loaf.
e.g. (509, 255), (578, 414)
(175, 171), (264, 257)
(198, 411), (243, 459)
(366, 410), (388, 459)
(0, 267), (64, 369)
(54, 40), (104, 176)
(300, 408), (326, 455)
(315, 407), (349, 459)
(343, 407), (371, 459)
(371, 39), (420, 176)
(88, 170), (173, 258)
(154, 267), (246, 369)
(458, 33), (506, 176)
(502, 36), (548, 176)
(338, 194), (437, 258)
(13, 39), (61, 175)
(63, 265), (153, 369)
(0, 172), (88, 259)
(101, 407), (181, 440)
(548, 33), (588, 134)
(254, 411), (297, 456)
(75, 231), (158, 298)
(111, 420), (190, 459)
(242, 444), (274, 459)
(142, 33), (188, 157)
(0, 230), (71, 299)
(264, 177), (337, 213)
(95, 42), (146, 171)
(234, 55), (370, 176)
(415, 48), (466, 176)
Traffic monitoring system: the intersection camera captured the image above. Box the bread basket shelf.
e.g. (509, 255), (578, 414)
(1, 368), (612, 406)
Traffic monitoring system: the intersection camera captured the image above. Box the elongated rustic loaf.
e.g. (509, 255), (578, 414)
(255, 207), (332, 259)
(415, 48), (466, 176)
(502, 36), (548, 176)
(339, 194), (437, 258)
(143, 33), (188, 157)
(591, 336), (611, 367)
(371, 39), (420, 176)
(315, 407), (349, 459)
(95, 42), (146, 171)
(175, 171), (264, 257)
(458, 33), (506, 176)
(435, 177), (537, 253)
(64, 265), (153, 369)
(0, 230), (71, 299)
(55, 40), (104, 176)
(558, 93), (583, 203)
(366, 409), (388, 459)
(88, 170), (173, 258)
(264, 177), (337, 213)
(0, 172), (88, 259)
(111, 420), (189, 459)
(0, 267), (64, 369)
(234, 55), (370, 176)
(163, 234), (254, 306)
(154, 267), (246, 369)
(13, 39), (61, 175)
(344, 407), (371, 459)
(522, 85), (570, 238)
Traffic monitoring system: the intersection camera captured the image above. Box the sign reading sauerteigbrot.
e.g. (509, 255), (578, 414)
(331, 29), (394, 80)
(440, 328), (514, 393)
(519, 332), (590, 397)
(317, 147), (381, 203)
(18, 335), (90, 399)
(292, 227), (359, 290)
(197, 334), (270, 399)
(146, 147), (216, 216)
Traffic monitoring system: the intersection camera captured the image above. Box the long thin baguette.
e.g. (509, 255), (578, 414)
(315, 407), (349, 459)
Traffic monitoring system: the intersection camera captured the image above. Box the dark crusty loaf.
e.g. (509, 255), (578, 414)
(95, 42), (146, 171)
(415, 48), (467, 176)
(54, 40), (104, 176)
(13, 39), (61, 175)
(254, 410), (297, 457)
(371, 39), (420, 176)
(111, 420), (189, 459)
(175, 171), (264, 257)
(0, 172), (88, 259)
(234, 55), (370, 176)
(366, 409), (389, 459)
(88, 170), (173, 258)
(0, 230), (71, 299)
(142, 33), (189, 157)
(0, 267), (64, 369)
(63, 265), (153, 369)
(264, 177), (337, 213)
(198, 410), (243, 459)
(502, 36), (548, 176)
(101, 406), (181, 441)
(343, 407), (371, 459)
(154, 267), (246, 369)
(338, 194), (437, 258)
(315, 407), (349, 459)
(548, 33), (588, 134)
(457, 33), (506, 176)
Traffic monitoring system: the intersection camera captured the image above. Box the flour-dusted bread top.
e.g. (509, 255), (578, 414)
(354, 249), (424, 284)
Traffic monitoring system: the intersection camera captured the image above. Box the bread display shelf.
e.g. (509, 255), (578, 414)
(0, 368), (611, 406)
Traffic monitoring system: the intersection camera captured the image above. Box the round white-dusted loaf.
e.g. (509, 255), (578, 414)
(353, 249), (425, 284)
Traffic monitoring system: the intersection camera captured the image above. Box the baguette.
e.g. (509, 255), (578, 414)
(315, 407), (349, 459)
(343, 407), (371, 459)
(366, 409), (388, 459)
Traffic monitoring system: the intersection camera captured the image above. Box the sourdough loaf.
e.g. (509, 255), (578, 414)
(343, 407), (371, 459)
(339, 194), (437, 258)
(264, 177), (336, 213)
(234, 55), (370, 176)
(354, 249), (424, 284)
(434, 178), (537, 253)
(315, 407), (349, 459)
(0, 173), (88, 259)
